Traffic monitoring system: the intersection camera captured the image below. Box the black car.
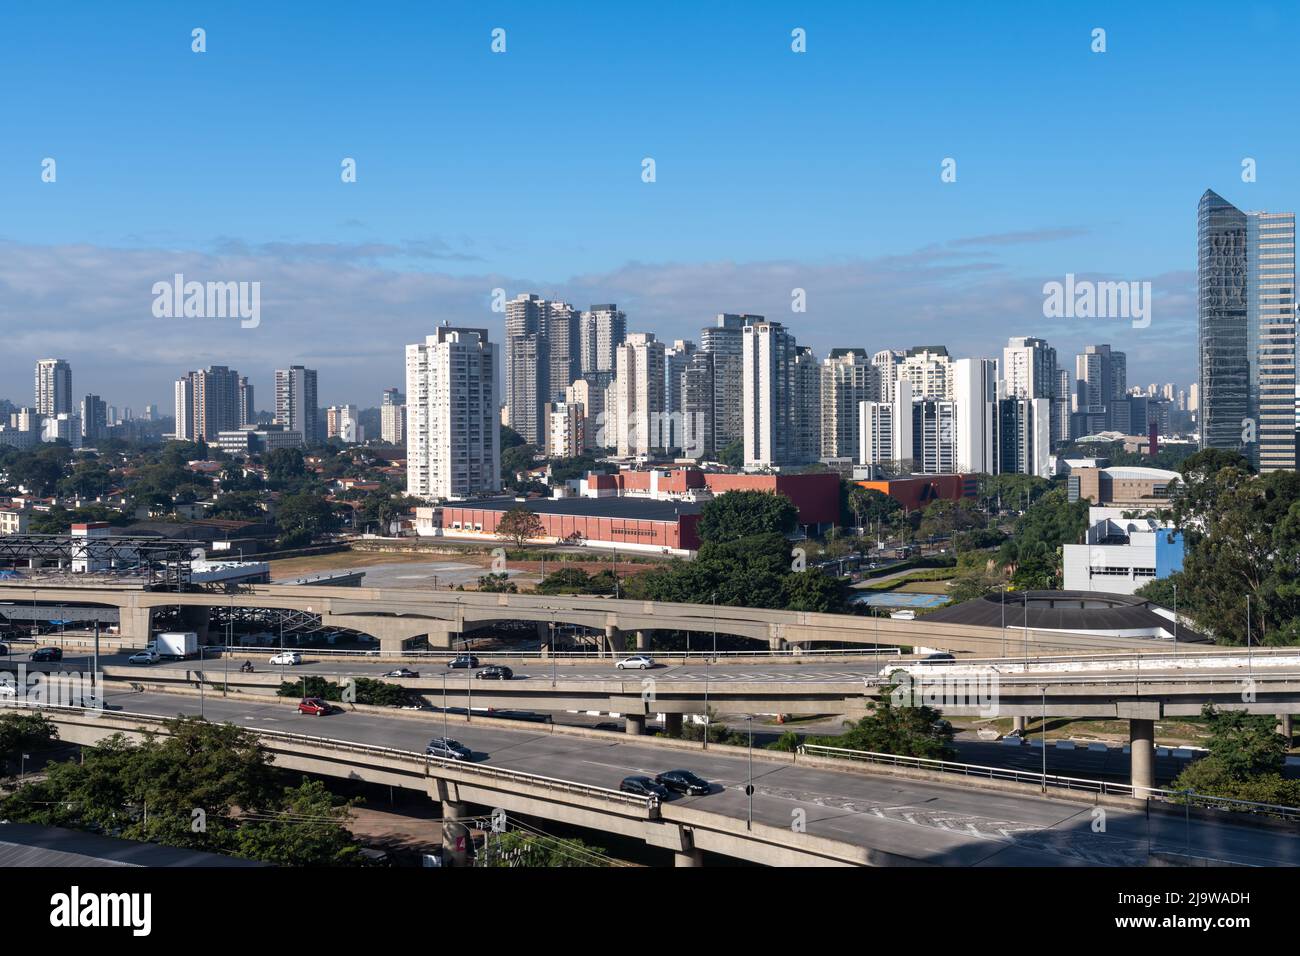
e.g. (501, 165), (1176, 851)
(384, 668), (420, 678)
(424, 737), (472, 761)
(447, 655), (480, 669)
(654, 770), (711, 796)
(475, 665), (513, 681)
(31, 647), (62, 663)
(620, 775), (672, 799)
(0, 642), (8, 656)
(922, 652), (955, 663)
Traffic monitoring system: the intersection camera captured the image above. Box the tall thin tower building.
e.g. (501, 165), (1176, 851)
(274, 366), (319, 443)
(1198, 188), (1297, 471)
(35, 359), (72, 417)
(406, 327), (500, 500)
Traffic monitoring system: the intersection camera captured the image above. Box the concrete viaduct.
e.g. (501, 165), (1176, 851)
(0, 582), (1165, 658)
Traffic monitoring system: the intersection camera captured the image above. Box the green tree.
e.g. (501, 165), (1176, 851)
(1169, 705), (1300, 805)
(0, 712), (58, 768)
(717, 440), (744, 468)
(697, 490), (797, 543)
(781, 567), (849, 612)
(829, 691), (955, 760)
(276, 492), (337, 548)
(496, 506), (545, 546)
(478, 572), (518, 593)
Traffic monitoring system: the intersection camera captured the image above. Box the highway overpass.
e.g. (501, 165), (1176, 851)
(0, 581), (1177, 658)
(33, 689), (1300, 867)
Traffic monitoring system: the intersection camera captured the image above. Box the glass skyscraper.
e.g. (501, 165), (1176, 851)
(1197, 189), (1296, 471)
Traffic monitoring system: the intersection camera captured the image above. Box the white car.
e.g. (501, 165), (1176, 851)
(128, 649), (160, 666)
(269, 652), (302, 666)
(616, 655), (655, 670)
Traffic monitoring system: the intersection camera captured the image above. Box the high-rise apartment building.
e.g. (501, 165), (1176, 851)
(274, 366), (319, 444)
(406, 326), (500, 500)
(858, 379), (914, 470)
(702, 313), (763, 453)
(1198, 189), (1297, 471)
(580, 304), (627, 375)
(952, 358), (998, 473)
(613, 333), (667, 457)
(35, 359), (72, 417)
(664, 340), (696, 453)
(680, 351), (715, 460)
(504, 293), (585, 444)
(997, 397), (1052, 477)
(326, 405), (362, 443)
(1075, 345), (1127, 434)
(792, 346), (821, 465)
(80, 395), (108, 444)
(174, 366), (242, 442)
(900, 346), (953, 400)
(380, 387), (406, 445)
(737, 323), (817, 469)
(565, 376), (607, 453)
(820, 349), (878, 461)
(238, 376), (255, 427)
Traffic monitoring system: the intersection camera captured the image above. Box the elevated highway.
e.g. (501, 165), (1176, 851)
(0, 580), (1177, 657)
(35, 689), (1300, 867)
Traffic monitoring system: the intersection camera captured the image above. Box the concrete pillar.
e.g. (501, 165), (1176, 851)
(379, 634), (408, 656)
(537, 621), (550, 658)
(442, 799), (467, 821)
(768, 637), (786, 652)
(1279, 714), (1293, 743)
(604, 625), (620, 659)
(1012, 716), (1026, 734)
(636, 630), (650, 652)
(664, 713), (683, 737)
(1130, 718), (1155, 795)
(625, 715), (645, 736)
(119, 604), (154, 646)
(673, 847), (703, 867)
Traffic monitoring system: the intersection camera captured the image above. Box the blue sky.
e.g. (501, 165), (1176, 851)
(2, 1), (1298, 408)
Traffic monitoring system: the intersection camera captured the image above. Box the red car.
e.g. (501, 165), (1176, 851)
(297, 697), (333, 716)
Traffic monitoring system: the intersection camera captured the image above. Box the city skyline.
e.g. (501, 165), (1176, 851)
(7, 3), (1300, 404)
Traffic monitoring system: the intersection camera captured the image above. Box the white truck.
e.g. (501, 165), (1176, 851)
(149, 631), (200, 660)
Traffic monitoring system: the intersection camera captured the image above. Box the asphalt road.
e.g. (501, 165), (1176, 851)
(0, 647), (894, 683)
(79, 686), (1300, 867)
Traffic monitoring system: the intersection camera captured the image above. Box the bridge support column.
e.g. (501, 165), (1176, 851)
(1279, 714), (1293, 744)
(119, 604), (154, 646)
(604, 625), (620, 659)
(636, 630), (650, 652)
(664, 713), (683, 737)
(768, 637), (786, 652)
(625, 715), (645, 735)
(442, 799), (468, 821)
(674, 847), (703, 867)
(537, 622), (550, 658)
(1129, 718), (1155, 796)
(1012, 716), (1025, 734)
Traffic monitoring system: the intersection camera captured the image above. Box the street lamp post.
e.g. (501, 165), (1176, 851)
(711, 592), (717, 663)
(1040, 687), (1047, 793)
(442, 672), (450, 742)
(744, 715), (755, 831)
(702, 657), (710, 750)
(1173, 583), (1178, 654)
(1000, 584), (1006, 657)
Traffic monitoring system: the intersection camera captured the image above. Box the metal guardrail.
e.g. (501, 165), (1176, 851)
(798, 744), (1300, 821)
(36, 704), (657, 814)
(863, 669), (1300, 690)
(195, 646), (904, 661)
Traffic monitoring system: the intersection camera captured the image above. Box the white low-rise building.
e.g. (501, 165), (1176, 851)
(1063, 508), (1184, 595)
